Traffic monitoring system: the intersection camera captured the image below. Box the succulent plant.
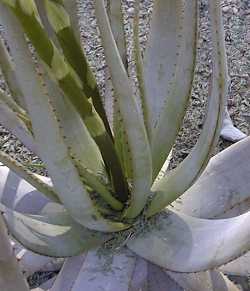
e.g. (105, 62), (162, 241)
(0, 0), (249, 290)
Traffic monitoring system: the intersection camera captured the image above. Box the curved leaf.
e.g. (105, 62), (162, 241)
(0, 151), (59, 203)
(0, 166), (54, 214)
(1, 204), (109, 257)
(128, 209), (250, 272)
(12, 239), (63, 277)
(172, 137), (250, 219)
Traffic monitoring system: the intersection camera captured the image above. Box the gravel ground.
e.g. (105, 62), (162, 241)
(0, 0), (250, 289)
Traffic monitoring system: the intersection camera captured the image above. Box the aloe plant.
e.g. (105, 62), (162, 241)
(0, 0), (249, 290)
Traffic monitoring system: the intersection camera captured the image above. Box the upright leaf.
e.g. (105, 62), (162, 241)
(44, 0), (112, 138)
(142, 0), (184, 143)
(107, 0), (127, 68)
(147, 0), (227, 216)
(142, 1), (198, 178)
(1, 0), (129, 201)
(94, 0), (152, 218)
(0, 3), (128, 231)
(0, 34), (26, 108)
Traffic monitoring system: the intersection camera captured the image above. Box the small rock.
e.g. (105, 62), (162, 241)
(127, 7), (135, 17)
(222, 6), (230, 13)
(232, 7), (238, 14)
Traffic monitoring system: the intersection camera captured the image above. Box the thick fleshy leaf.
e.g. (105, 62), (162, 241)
(34, 0), (57, 42)
(0, 32), (26, 108)
(128, 209), (250, 272)
(166, 271), (210, 291)
(142, 1), (197, 180)
(154, 151), (172, 182)
(94, 0), (152, 218)
(2, 0), (128, 200)
(172, 137), (250, 219)
(150, 0), (198, 177)
(142, 0), (183, 142)
(50, 255), (86, 291)
(209, 271), (240, 291)
(51, 249), (137, 291)
(42, 70), (105, 176)
(148, 66), (224, 215)
(37, 74), (115, 208)
(63, 0), (80, 41)
(12, 239), (63, 277)
(107, 0), (131, 179)
(147, 263), (183, 291)
(166, 270), (240, 291)
(219, 253), (250, 276)
(1, 204), (109, 257)
(147, 0), (228, 216)
(0, 97), (36, 153)
(0, 166), (54, 214)
(0, 4), (128, 232)
(75, 161), (123, 211)
(133, 0), (147, 130)
(129, 257), (148, 291)
(0, 152), (59, 203)
(44, 0), (112, 138)
(0, 214), (30, 291)
(107, 0), (127, 67)
(0, 85), (30, 128)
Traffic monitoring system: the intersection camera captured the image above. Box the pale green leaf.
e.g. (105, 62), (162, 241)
(128, 209), (250, 272)
(0, 97), (36, 153)
(94, 0), (152, 218)
(149, 0), (198, 178)
(107, 0), (127, 67)
(0, 4), (128, 231)
(147, 0), (227, 216)
(142, 0), (184, 143)
(0, 214), (30, 291)
(1, 204), (109, 257)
